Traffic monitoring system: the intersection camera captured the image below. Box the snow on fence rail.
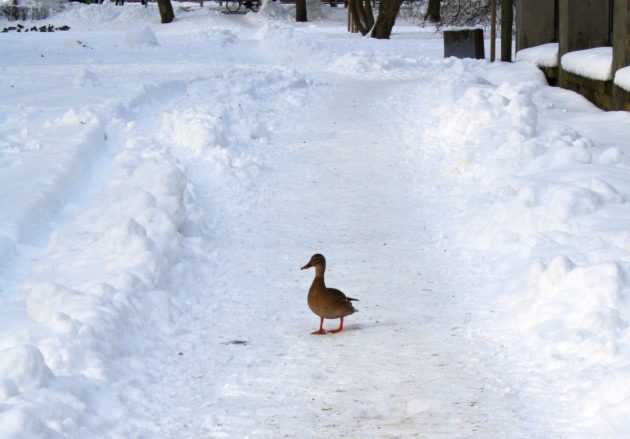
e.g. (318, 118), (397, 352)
(615, 66), (630, 92)
(515, 42), (559, 68)
(561, 46), (613, 81)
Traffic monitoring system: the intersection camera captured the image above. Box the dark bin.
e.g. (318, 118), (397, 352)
(444, 29), (485, 60)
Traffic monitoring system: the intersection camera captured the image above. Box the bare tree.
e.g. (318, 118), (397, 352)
(371, 0), (405, 39)
(348, 0), (375, 36)
(400, 1), (492, 28)
(500, 0), (513, 61)
(441, 0), (491, 27)
(425, 0), (441, 22)
(490, 0), (496, 61)
(157, 0), (174, 23)
(394, 0), (514, 58)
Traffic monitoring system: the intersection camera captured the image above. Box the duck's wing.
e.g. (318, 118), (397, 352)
(327, 288), (358, 306)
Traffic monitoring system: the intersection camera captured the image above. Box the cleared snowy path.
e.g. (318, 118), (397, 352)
(148, 74), (578, 437)
(6, 7), (624, 437)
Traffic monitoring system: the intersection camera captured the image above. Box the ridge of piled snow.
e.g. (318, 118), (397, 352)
(615, 66), (630, 92)
(516, 42), (559, 68)
(561, 47), (613, 81)
(124, 26), (159, 46)
(436, 61), (630, 434)
(0, 120), (202, 436)
(45, 2), (160, 30)
(0, 110), (104, 264)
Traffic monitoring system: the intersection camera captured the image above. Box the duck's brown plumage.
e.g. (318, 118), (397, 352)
(301, 254), (358, 334)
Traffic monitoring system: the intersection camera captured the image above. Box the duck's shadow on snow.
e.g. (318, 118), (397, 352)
(325, 321), (393, 334)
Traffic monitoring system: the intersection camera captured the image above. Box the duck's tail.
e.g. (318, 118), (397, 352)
(347, 297), (358, 302)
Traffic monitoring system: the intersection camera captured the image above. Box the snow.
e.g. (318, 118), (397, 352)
(561, 46), (614, 81)
(124, 26), (159, 46)
(1, 2), (630, 438)
(615, 65), (630, 92)
(515, 42), (559, 68)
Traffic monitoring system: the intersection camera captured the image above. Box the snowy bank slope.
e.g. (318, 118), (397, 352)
(1, 3), (630, 438)
(435, 60), (630, 435)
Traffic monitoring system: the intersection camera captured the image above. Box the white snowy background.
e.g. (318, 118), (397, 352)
(1, 2), (630, 438)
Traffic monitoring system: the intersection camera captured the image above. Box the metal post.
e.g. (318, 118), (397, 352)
(490, 0), (497, 61)
(501, 0), (513, 62)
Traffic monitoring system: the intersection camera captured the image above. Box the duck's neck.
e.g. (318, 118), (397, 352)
(313, 266), (326, 285)
(312, 276), (326, 290)
(314, 264), (325, 278)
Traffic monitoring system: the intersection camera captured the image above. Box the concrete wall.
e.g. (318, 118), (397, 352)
(515, 0), (557, 52)
(558, 0), (611, 58)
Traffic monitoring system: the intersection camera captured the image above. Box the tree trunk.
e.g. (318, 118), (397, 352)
(424, 0), (440, 22)
(371, 0), (404, 39)
(348, 0), (374, 36)
(295, 0), (306, 22)
(364, 0), (373, 28)
(490, 0), (496, 61)
(157, 0), (175, 23)
(500, 0), (513, 61)
(348, 3), (356, 32)
(296, 0), (307, 22)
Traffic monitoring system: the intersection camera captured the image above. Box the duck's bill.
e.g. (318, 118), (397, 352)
(301, 263), (311, 270)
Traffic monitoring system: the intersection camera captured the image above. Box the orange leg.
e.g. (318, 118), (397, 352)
(330, 316), (344, 334)
(311, 317), (327, 335)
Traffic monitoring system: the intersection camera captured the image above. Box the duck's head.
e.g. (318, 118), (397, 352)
(301, 253), (326, 271)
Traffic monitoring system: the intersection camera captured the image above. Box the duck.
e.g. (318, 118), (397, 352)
(301, 254), (358, 334)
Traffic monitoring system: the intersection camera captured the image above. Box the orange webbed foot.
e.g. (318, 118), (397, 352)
(329, 317), (344, 334)
(311, 329), (327, 335)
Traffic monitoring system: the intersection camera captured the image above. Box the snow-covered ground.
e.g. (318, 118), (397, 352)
(1, 2), (630, 438)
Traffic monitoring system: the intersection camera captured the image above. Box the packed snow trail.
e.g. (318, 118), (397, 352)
(137, 74), (580, 437)
(2, 5), (630, 438)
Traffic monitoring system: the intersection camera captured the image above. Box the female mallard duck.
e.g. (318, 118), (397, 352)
(301, 254), (358, 334)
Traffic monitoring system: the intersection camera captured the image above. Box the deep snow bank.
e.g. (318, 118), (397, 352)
(434, 60), (630, 434)
(0, 126), (200, 437)
(0, 5), (205, 435)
